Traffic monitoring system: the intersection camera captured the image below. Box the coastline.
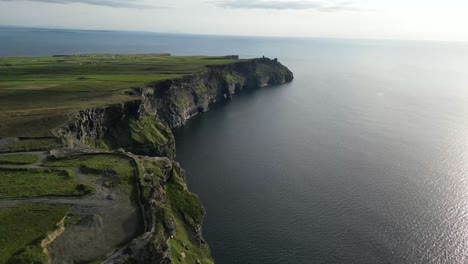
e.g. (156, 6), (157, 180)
(0, 56), (293, 263)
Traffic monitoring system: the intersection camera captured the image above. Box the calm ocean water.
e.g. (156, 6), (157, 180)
(2, 27), (468, 264)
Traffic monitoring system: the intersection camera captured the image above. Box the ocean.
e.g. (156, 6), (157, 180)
(2, 27), (468, 264)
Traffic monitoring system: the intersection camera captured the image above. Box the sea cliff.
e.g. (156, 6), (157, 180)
(58, 58), (293, 158)
(55, 57), (293, 263)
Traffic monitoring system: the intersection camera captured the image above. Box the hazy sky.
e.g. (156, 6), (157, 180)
(1, 0), (467, 41)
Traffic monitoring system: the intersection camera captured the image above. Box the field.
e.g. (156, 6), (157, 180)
(0, 204), (69, 264)
(0, 168), (92, 199)
(0, 138), (61, 153)
(0, 54), (240, 137)
(0, 154), (38, 165)
(45, 154), (136, 196)
(0, 54), (237, 263)
(0, 153), (141, 263)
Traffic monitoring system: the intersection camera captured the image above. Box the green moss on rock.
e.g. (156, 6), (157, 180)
(130, 115), (170, 146)
(131, 157), (212, 263)
(167, 168), (212, 263)
(167, 168), (204, 225)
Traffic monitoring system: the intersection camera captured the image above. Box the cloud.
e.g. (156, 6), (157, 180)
(214, 0), (364, 11)
(0, 0), (162, 9)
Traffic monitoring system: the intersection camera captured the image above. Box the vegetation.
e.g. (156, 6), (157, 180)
(130, 115), (171, 146)
(0, 154), (39, 165)
(0, 53), (251, 262)
(45, 154), (135, 196)
(225, 72), (243, 84)
(170, 215), (213, 264)
(0, 138), (61, 153)
(167, 167), (212, 264)
(0, 54), (241, 137)
(166, 171), (204, 225)
(138, 158), (212, 264)
(0, 168), (93, 199)
(138, 158), (166, 200)
(84, 137), (113, 151)
(0, 204), (69, 264)
(6, 244), (46, 264)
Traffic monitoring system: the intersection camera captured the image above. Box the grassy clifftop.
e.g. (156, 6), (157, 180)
(0, 54), (240, 137)
(0, 54), (293, 263)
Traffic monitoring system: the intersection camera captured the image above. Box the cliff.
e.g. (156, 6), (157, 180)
(140, 57), (294, 128)
(54, 57), (293, 263)
(56, 101), (177, 158)
(57, 58), (293, 158)
(104, 156), (212, 264)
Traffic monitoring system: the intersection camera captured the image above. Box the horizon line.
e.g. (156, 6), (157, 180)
(1, 24), (467, 45)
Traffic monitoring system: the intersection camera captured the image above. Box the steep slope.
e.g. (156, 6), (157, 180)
(58, 58), (293, 158)
(52, 57), (293, 263)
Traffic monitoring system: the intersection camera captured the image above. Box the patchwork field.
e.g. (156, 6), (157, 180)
(0, 54), (240, 137)
(0, 53), (255, 263)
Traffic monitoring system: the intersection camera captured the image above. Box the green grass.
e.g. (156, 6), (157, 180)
(138, 158), (168, 202)
(0, 154), (39, 165)
(130, 115), (171, 145)
(0, 204), (69, 264)
(170, 215), (213, 264)
(0, 168), (92, 199)
(6, 244), (46, 264)
(138, 158), (212, 264)
(166, 167), (212, 264)
(0, 138), (61, 153)
(0, 54), (242, 137)
(166, 181), (204, 226)
(45, 154), (135, 195)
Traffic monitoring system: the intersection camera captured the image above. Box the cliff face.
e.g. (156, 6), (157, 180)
(56, 100), (176, 158)
(58, 58), (293, 158)
(55, 57), (293, 263)
(140, 58), (294, 128)
(104, 156), (212, 264)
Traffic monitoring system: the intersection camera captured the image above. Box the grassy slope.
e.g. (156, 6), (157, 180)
(168, 193), (212, 263)
(0, 154), (38, 165)
(0, 154), (137, 263)
(0, 138), (61, 154)
(130, 115), (170, 146)
(0, 168), (92, 199)
(45, 154), (135, 197)
(168, 168), (212, 264)
(0, 54), (240, 137)
(0, 204), (69, 264)
(0, 54), (241, 262)
(136, 158), (212, 263)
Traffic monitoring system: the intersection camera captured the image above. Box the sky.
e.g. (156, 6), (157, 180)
(0, 0), (467, 41)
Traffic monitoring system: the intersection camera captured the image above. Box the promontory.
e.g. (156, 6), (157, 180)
(0, 54), (293, 264)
